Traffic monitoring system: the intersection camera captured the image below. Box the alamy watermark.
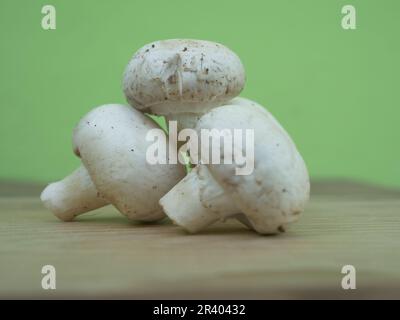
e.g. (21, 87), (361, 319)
(341, 265), (356, 290)
(341, 5), (356, 30)
(41, 5), (56, 30)
(41, 265), (56, 290)
(146, 121), (255, 176)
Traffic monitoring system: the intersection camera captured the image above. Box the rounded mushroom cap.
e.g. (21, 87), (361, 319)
(123, 39), (246, 116)
(73, 104), (186, 221)
(194, 99), (310, 234)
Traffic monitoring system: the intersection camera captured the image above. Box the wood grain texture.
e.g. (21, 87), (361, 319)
(0, 180), (399, 299)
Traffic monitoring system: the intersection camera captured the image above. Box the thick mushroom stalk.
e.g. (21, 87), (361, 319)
(40, 166), (108, 221)
(160, 98), (310, 234)
(160, 165), (241, 233)
(41, 104), (185, 222)
(123, 39), (246, 130)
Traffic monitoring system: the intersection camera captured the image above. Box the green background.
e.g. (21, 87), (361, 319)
(0, 0), (399, 187)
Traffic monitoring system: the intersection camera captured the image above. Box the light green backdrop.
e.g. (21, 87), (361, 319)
(0, 0), (399, 187)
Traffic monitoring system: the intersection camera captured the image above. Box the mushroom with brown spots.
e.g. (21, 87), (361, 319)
(123, 39), (246, 129)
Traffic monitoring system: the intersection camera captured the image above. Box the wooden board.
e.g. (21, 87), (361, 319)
(0, 180), (400, 299)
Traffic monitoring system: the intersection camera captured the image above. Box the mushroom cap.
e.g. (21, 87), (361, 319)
(73, 104), (186, 221)
(194, 98), (310, 234)
(123, 39), (246, 116)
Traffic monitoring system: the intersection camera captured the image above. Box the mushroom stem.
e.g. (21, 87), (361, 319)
(40, 166), (108, 221)
(165, 112), (202, 130)
(160, 166), (241, 233)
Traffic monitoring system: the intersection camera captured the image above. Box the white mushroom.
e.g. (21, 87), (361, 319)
(160, 98), (310, 234)
(41, 165), (108, 221)
(123, 39), (245, 129)
(41, 104), (185, 222)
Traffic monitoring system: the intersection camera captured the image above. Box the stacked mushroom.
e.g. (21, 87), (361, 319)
(41, 39), (310, 234)
(123, 39), (310, 234)
(123, 39), (246, 130)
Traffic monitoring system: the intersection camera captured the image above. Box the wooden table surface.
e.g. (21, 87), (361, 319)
(1, 180), (399, 299)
